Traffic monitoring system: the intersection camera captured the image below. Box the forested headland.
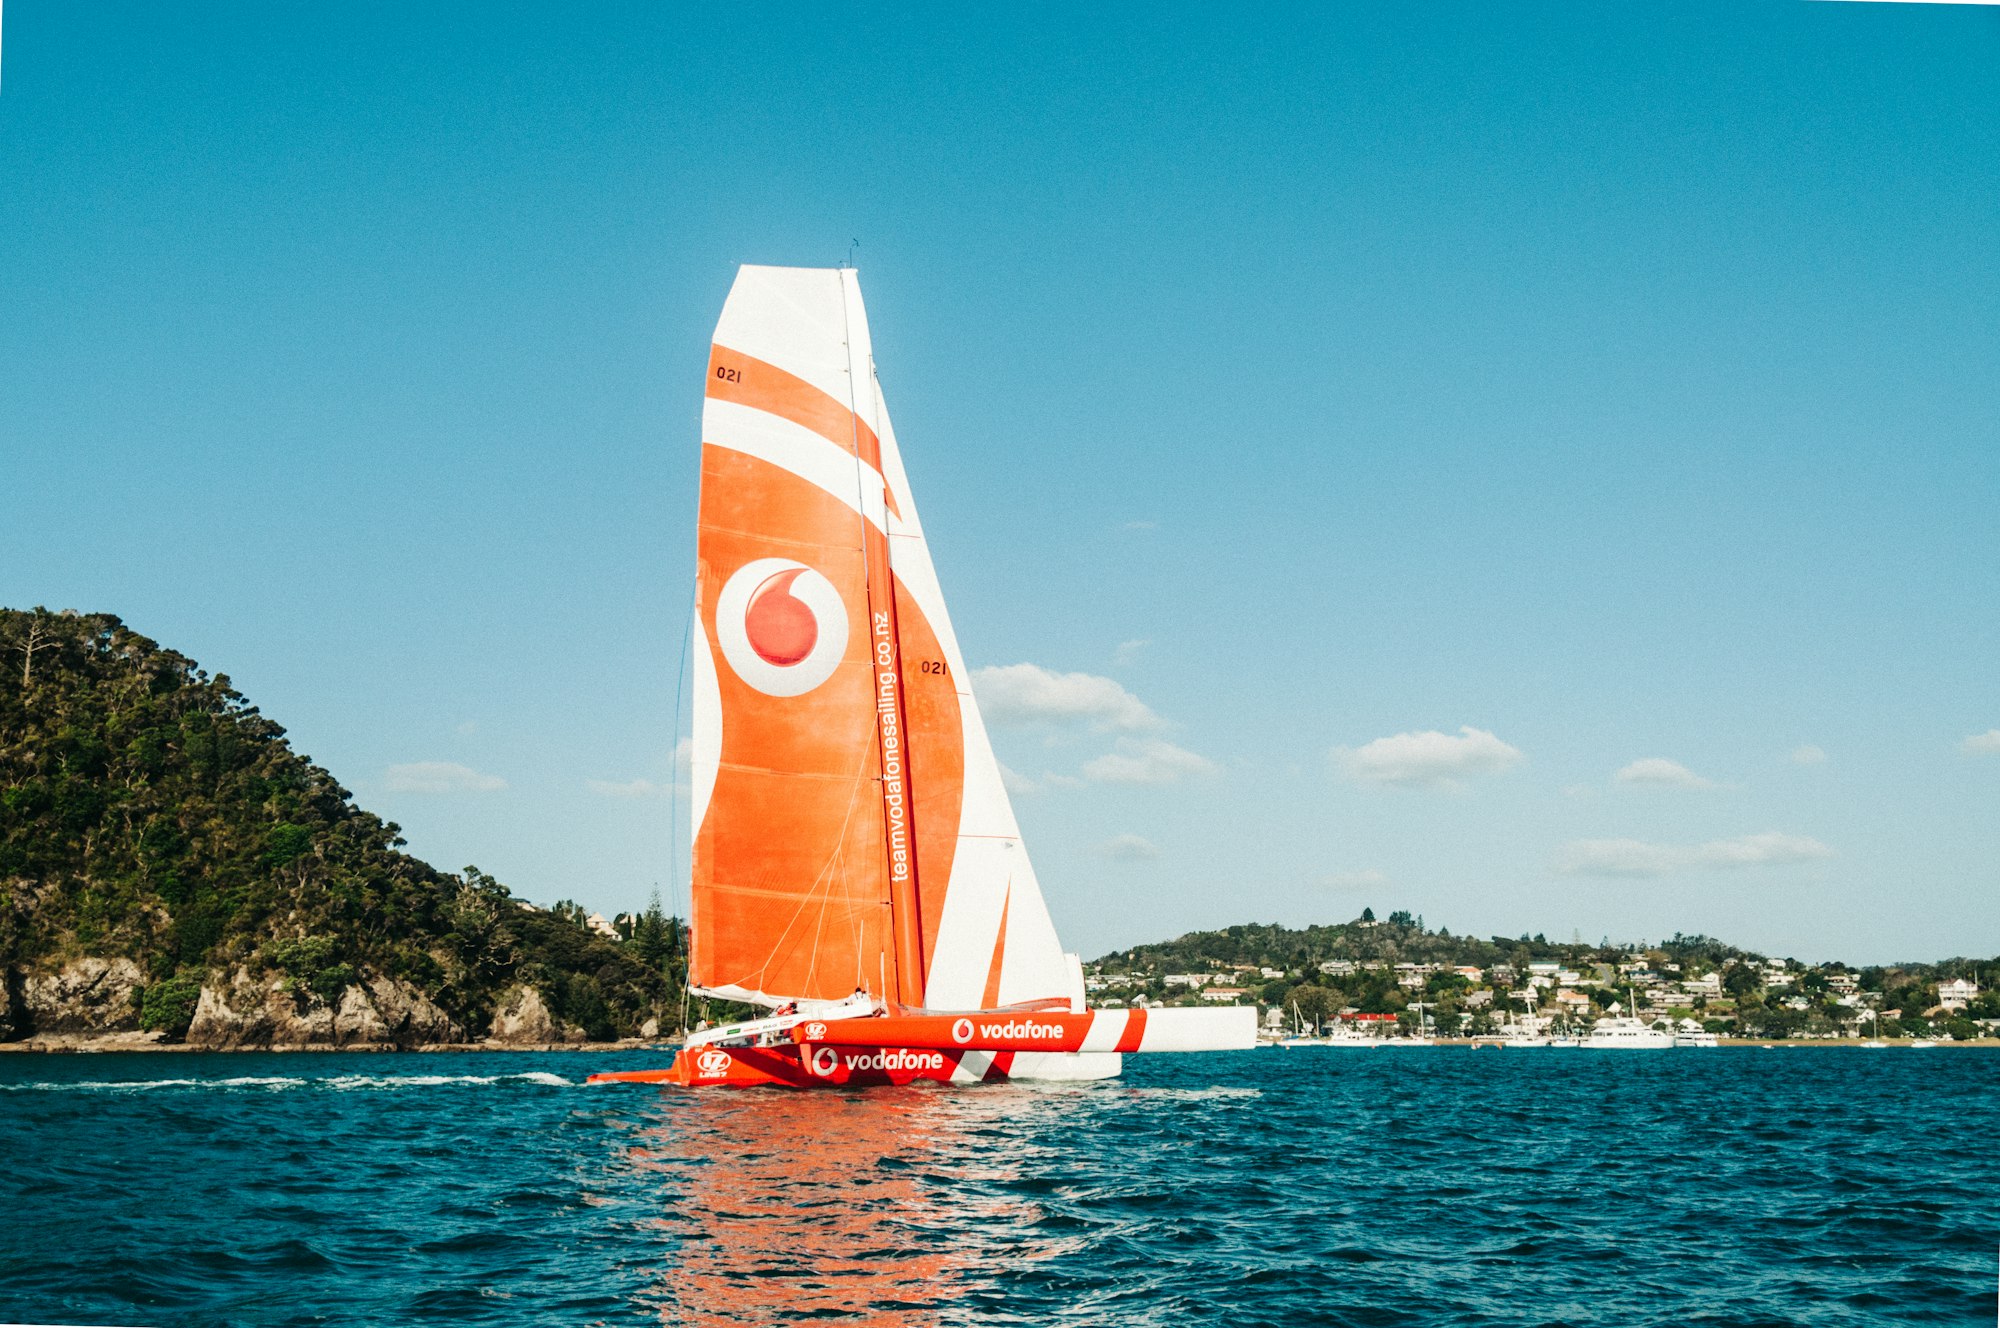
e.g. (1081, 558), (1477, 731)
(0, 607), (692, 1048)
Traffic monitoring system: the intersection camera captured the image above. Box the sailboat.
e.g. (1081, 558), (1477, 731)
(1277, 1002), (1323, 1048)
(589, 266), (1255, 1088)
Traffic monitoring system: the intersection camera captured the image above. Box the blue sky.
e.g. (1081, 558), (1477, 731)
(2, 3), (1995, 964)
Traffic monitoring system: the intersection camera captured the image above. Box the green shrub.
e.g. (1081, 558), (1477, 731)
(140, 975), (203, 1038)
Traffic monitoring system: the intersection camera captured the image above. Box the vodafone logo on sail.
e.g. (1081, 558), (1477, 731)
(715, 558), (849, 697)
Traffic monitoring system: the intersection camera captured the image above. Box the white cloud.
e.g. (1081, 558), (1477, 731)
(1335, 726), (1522, 788)
(1613, 758), (1714, 789)
(1317, 869), (1389, 893)
(1112, 638), (1149, 666)
(586, 740), (692, 800)
(1697, 832), (1833, 867)
(1960, 729), (2000, 756)
(586, 778), (668, 799)
(1554, 831), (1833, 878)
(1790, 744), (1828, 766)
(385, 761), (506, 794)
(1080, 738), (1218, 786)
(973, 663), (1163, 732)
(998, 763), (1040, 796)
(1094, 833), (1161, 861)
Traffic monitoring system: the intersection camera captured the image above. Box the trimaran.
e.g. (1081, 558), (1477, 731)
(589, 266), (1253, 1088)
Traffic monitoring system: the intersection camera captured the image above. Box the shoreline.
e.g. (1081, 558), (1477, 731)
(0, 1036), (678, 1055)
(8, 1034), (2000, 1055)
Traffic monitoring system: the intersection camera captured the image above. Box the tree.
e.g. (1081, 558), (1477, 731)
(1723, 965), (1761, 999)
(1289, 984), (1340, 1027)
(13, 611), (50, 687)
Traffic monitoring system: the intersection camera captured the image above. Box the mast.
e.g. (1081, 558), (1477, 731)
(841, 272), (926, 1008)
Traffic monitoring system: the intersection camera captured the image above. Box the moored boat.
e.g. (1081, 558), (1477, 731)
(1582, 1016), (1674, 1049)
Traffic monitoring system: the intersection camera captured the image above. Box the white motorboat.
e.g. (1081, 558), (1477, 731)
(1583, 1016), (1674, 1049)
(1321, 1027), (1378, 1049)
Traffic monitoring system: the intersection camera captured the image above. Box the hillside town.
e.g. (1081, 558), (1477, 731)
(1086, 911), (2000, 1042)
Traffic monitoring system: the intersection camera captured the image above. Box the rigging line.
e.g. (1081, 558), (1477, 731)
(713, 704), (879, 1002)
(711, 742), (860, 998)
(671, 578), (696, 1034)
(717, 709), (876, 1000)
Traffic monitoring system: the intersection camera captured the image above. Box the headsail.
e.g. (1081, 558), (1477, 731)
(689, 266), (1074, 1013)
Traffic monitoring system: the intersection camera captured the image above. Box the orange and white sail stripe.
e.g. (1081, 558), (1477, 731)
(689, 266), (1073, 1014)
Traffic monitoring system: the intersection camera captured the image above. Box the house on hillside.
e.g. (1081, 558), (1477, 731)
(1939, 978), (1980, 1011)
(1553, 989), (1593, 1015)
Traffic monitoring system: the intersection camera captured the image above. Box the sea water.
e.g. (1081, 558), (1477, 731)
(1, 1048), (1994, 1327)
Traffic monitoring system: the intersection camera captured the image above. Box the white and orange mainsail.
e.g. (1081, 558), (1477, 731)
(588, 264), (1251, 1089)
(687, 265), (1076, 1017)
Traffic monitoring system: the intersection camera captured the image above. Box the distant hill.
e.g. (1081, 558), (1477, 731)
(1088, 911), (1999, 1039)
(0, 608), (689, 1048)
(1094, 912), (1652, 974)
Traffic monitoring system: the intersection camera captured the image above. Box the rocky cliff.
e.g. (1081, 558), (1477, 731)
(1, 608), (692, 1049)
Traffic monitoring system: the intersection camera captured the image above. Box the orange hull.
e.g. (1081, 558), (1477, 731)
(586, 1043), (1016, 1089)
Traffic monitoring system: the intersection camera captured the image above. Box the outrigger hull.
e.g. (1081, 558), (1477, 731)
(587, 1043), (1121, 1089)
(584, 1006), (1253, 1088)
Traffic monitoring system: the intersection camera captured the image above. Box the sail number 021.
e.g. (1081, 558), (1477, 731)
(917, 660), (948, 676)
(714, 364), (742, 384)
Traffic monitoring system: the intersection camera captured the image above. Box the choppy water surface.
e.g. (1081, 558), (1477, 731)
(2, 1048), (1995, 1326)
